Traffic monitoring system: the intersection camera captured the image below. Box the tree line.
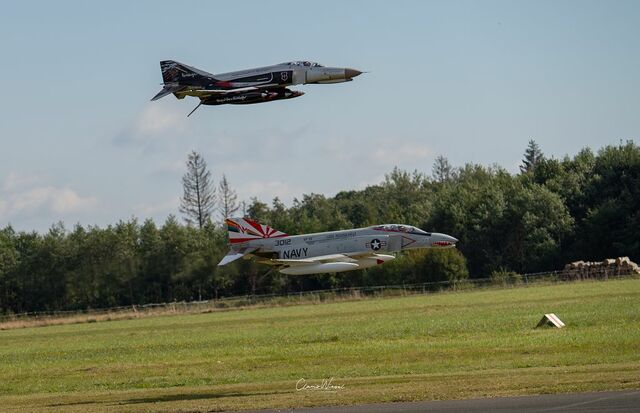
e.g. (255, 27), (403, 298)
(0, 141), (638, 314)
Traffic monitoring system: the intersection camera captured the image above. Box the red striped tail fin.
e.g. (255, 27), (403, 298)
(225, 218), (288, 244)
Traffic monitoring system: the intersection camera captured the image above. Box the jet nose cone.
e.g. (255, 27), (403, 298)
(431, 233), (458, 247)
(345, 68), (363, 79)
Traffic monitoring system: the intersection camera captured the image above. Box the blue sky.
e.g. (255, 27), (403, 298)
(1, 0), (638, 231)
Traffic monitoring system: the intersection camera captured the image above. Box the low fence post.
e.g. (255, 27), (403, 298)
(8, 269), (634, 323)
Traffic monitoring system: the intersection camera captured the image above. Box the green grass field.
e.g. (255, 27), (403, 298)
(1, 279), (639, 412)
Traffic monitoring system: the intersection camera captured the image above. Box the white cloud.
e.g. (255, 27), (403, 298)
(133, 198), (179, 218)
(133, 103), (186, 137)
(113, 101), (191, 148)
(356, 174), (386, 190)
(206, 123), (314, 165)
(3, 172), (44, 191)
(149, 158), (187, 179)
(318, 136), (431, 167)
(0, 172), (98, 223)
(368, 142), (430, 165)
(2, 186), (97, 218)
(238, 180), (304, 205)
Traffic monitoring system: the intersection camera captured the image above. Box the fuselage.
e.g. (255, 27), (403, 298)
(210, 61), (361, 86)
(152, 60), (363, 112)
(219, 218), (458, 275)
(246, 225), (457, 262)
(173, 61), (362, 104)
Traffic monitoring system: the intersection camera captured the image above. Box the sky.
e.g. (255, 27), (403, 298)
(0, 0), (639, 232)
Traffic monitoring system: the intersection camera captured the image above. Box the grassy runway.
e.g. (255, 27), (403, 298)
(1, 279), (639, 412)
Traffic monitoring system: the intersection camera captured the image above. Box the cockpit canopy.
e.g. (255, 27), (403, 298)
(372, 224), (431, 236)
(285, 61), (324, 67)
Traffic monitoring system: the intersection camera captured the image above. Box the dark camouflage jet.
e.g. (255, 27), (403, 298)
(151, 60), (363, 116)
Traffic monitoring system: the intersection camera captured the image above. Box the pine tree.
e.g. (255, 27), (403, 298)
(520, 139), (544, 174)
(218, 174), (239, 221)
(432, 155), (454, 182)
(180, 151), (216, 228)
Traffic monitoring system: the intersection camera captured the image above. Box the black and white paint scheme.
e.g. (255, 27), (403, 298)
(151, 60), (364, 116)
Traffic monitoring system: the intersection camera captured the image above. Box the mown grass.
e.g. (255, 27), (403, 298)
(0, 279), (638, 412)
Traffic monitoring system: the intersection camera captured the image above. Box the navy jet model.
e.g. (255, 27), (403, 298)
(151, 60), (363, 116)
(218, 218), (458, 275)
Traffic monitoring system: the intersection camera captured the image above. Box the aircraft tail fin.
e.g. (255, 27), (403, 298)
(225, 217), (288, 245)
(159, 60), (217, 84)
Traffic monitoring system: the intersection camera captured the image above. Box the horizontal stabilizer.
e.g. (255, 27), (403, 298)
(218, 247), (257, 266)
(151, 85), (185, 101)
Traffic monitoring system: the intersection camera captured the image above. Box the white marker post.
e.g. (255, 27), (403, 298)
(536, 313), (566, 328)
